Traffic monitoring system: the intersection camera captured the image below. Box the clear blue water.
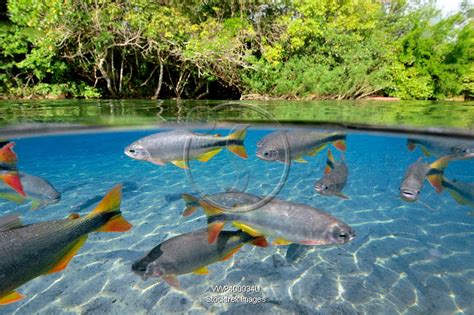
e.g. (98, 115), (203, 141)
(1, 127), (473, 314)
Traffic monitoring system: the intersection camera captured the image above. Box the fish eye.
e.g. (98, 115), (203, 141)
(339, 233), (347, 238)
(129, 149), (136, 153)
(324, 185), (329, 190)
(138, 266), (146, 272)
(263, 151), (269, 156)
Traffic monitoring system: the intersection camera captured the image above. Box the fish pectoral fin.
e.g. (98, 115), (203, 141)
(162, 275), (180, 288)
(307, 145), (326, 156)
(294, 157), (308, 163)
(221, 246), (242, 261)
(193, 266), (210, 274)
(420, 146), (431, 157)
(208, 221), (225, 244)
(0, 192), (26, 204)
(0, 291), (25, 305)
(334, 192), (350, 200)
(181, 194), (199, 217)
(447, 190), (469, 205)
(149, 158), (166, 166)
(250, 236), (269, 247)
(272, 238), (293, 246)
(46, 235), (88, 274)
(196, 149), (222, 162)
(170, 160), (189, 169)
(30, 200), (43, 211)
(232, 222), (262, 237)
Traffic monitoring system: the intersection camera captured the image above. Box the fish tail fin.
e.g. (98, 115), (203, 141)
(0, 142), (18, 165)
(226, 126), (248, 159)
(250, 235), (268, 247)
(332, 138), (346, 152)
(0, 172), (25, 197)
(182, 194), (200, 217)
(406, 140), (416, 152)
(88, 184), (132, 232)
(325, 148), (335, 174)
(427, 156), (451, 193)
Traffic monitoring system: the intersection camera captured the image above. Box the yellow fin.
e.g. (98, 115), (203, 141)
(199, 200), (224, 216)
(447, 190), (469, 205)
(193, 266), (209, 275)
(30, 200), (42, 211)
(171, 160), (189, 169)
(427, 156), (451, 193)
(272, 238), (292, 246)
(221, 246), (242, 261)
(294, 157), (308, 163)
(307, 145), (326, 156)
(0, 291), (25, 305)
(0, 192), (26, 204)
(227, 127), (248, 141)
(227, 145), (248, 159)
(197, 149), (222, 162)
(47, 235), (88, 274)
(232, 221), (262, 237)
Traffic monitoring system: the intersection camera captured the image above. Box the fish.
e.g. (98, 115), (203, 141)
(124, 127), (249, 169)
(182, 194), (355, 246)
(399, 156), (450, 202)
(0, 184), (132, 305)
(182, 191), (262, 216)
(407, 138), (474, 160)
(314, 148), (349, 199)
(441, 177), (474, 207)
(0, 173), (61, 210)
(256, 130), (346, 163)
(131, 228), (267, 288)
(0, 143), (25, 198)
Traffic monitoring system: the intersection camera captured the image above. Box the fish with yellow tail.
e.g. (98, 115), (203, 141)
(407, 138), (474, 160)
(131, 228), (267, 288)
(124, 127), (249, 169)
(314, 149), (349, 199)
(182, 193), (355, 246)
(0, 142), (25, 198)
(256, 130), (346, 164)
(399, 156), (451, 202)
(441, 177), (474, 208)
(0, 184), (132, 305)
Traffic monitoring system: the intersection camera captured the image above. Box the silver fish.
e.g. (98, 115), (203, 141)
(0, 173), (60, 210)
(256, 130), (346, 163)
(407, 138), (474, 160)
(131, 228), (267, 288)
(314, 149), (349, 199)
(182, 194), (355, 246)
(182, 191), (262, 216)
(400, 156), (450, 202)
(124, 128), (248, 169)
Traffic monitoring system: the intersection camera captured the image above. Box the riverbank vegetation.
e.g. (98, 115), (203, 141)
(0, 0), (472, 100)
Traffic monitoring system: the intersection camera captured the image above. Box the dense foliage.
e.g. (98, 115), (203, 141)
(0, 0), (472, 100)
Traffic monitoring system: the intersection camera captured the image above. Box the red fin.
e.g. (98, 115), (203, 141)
(162, 275), (180, 288)
(0, 142), (17, 164)
(47, 235), (88, 274)
(250, 236), (268, 247)
(96, 215), (132, 232)
(0, 291), (25, 305)
(1, 173), (26, 197)
(407, 141), (416, 152)
(208, 221), (225, 244)
(181, 194), (199, 217)
(333, 140), (346, 152)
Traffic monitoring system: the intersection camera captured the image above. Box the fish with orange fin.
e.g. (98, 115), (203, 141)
(314, 149), (349, 199)
(182, 194), (355, 247)
(399, 156), (451, 202)
(124, 126), (249, 169)
(0, 184), (132, 305)
(407, 138), (474, 160)
(256, 130), (346, 163)
(0, 142), (25, 198)
(131, 228), (267, 288)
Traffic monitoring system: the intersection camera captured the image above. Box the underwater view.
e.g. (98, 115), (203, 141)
(0, 102), (473, 314)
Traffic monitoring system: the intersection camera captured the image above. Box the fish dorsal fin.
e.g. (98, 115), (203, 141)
(221, 246), (243, 261)
(407, 140), (416, 152)
(0, 172), (26, 197)
(333, 139), (346, 152)
(0, 291), (25, 305)
(196, 148), (222, 162)
(0, 142), (17, 164)
(46, 235), (88, 274)
(325, 148), (335, 174)
(232, 221), (262, 237)
(427, 156), (451, 193)
(171, 160), (189, 169)
(0, 214), (23, 232)
(193, 266), (210, 274)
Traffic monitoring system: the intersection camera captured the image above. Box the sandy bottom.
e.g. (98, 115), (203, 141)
(0, 129), (473, 315)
